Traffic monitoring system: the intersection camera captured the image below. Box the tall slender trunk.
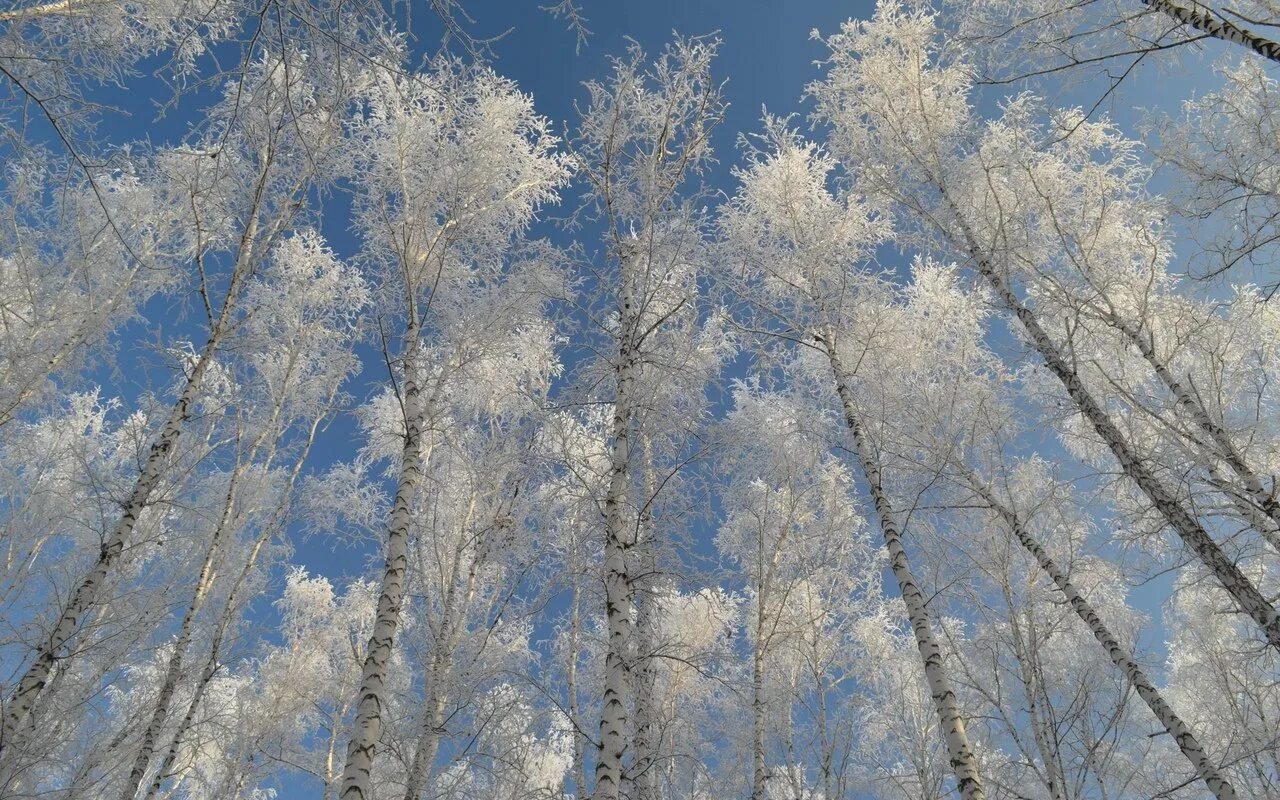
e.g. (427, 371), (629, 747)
(944, 200), (1280, 651)
(339, 327), (424, 800)
(596, 289), (640, 800)
(966, 471), (1238, 800)
(815, 668), (835, 800)
(825, 342), (987, 800)
(1, 312), (229, 755)
(1004, 600), (1067, 800)
(0, 140), (293, 756)
(1141, 0), (1280, 63)
(781, 696), (802, 798)
(142, 406), (328, 800)
(631, 439), (659, 800)
(401, 496), (480, 800)
(566, 578), (589, 799)
(122, 338), (308, 800)
(119, 475), (236, 800)
(750, 609), (768, 800)
(1105, 313), (1280, 548)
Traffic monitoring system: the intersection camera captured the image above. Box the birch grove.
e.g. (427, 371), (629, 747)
(1, 0), (1278, 798)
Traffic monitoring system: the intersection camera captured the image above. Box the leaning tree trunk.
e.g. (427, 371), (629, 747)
(142, 406), (327, 800)
(339, 328), (425, 800)
(122, 336), (310, 800)
(1, 315), (229, 756)
(824, 341), (987, 800)
(0, 142), (296, 757)
(1141, 0), (1280, 63)
(596, 292), (641, 800)
(1103, 312), (1280, 549)
(965, 470), (1238, 800)
(943, 201), (1280, 651)
(120, 471), (238, 800)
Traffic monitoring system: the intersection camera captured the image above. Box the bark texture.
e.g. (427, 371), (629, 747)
(826, 342), (987, 800)
(595, 318), (637, 800)
(967, 472), (1238, 800)
(1143, 0), (1280, 63)
(339, 331), (424, 800)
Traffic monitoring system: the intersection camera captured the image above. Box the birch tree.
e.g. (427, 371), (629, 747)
(721, 119), (988, 800)
(570, 36), (726, 800)
(337, 59), (569, 800)
(0, 35), (361, 768)
(116, 231), (368, 800)
(718, 385), (878, 800)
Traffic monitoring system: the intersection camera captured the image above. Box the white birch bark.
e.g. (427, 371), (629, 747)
(338, 327), (424, 800)
(1004, 600), (1068, 800)
(749, 518), (788, 800)
(0, 134), (312, 758)
(824, 342), (987, 800)
(944, 202), (1280, 651)
(815, 671), (835, 800)
(119, 475), (235, 800)
(750, 609), (769, 800)
(631, 440), (659, 800)
(566, 579), (589, 799)
(0, 0), (111, 20)
(1141, 0), (1280, 63)
(142, 406), (329, 800)
(1104, 313), (1280, 548)
(0, 246), (249, 755)
(400, 496), (480, 800)
(122, 386), (295, 800)
(595, 286), (640, 800)
(966, 471), (1239, 800)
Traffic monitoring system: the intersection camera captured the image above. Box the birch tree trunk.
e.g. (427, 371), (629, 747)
(595, 289), (640, 800)
(965, 471), (1239, 800)
(142, 407), (329, 800)
(339, 328), (424, 800)
(1004, 600), (1068, 800)
(631, 439), (659, 800)
(1105, 313), (1280, 548)
(824, 342), (987, 800)
(0, 299), (237, 756)
(123, 334), (315, 798)
(119, 475), (236, 800)
(944, 202), (1280, 651)
(0, 135), (308, 759)
(566, 578), (589, 799)
(814, 661), (835, 800)
(749, 533), (786, 800)
(750, 609), (769, 800)
(401, 496), (480, 800)
(1141, 0), (1280, 63)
